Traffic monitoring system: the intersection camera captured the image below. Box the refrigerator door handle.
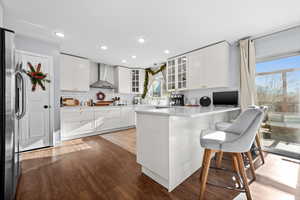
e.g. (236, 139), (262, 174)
(16, 71), (26, 119)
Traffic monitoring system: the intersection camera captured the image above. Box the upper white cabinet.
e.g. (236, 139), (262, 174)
(167, 59), (176, 91)
(167, 41), (230, 91)
(188, 41), (230, 89)
(60, 54), (90, 92)
(131, 69), (140, 93)
(115, 66), (131, 94)
(167, 56), (188, 91)
(131, 69), (145, 94)
(115, 66), (145, 94)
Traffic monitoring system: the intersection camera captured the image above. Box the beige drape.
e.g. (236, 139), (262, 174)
(239, 39), (257, 110)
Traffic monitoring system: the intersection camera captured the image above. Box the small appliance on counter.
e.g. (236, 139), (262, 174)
(170, 94), (184, 106)
(200, 96), (211, 107)
(133, 96), (142, 104)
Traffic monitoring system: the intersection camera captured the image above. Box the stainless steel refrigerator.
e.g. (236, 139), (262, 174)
(0, 28), (26, 200)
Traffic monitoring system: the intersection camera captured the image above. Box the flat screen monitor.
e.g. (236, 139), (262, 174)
(212, 91), (238, 106)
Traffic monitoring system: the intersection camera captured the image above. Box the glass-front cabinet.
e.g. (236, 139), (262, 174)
(167, 59), (176, 91)
(167, 56), (187, 91)
(131, 69), (140, 93)
(177, 56), (187, 90)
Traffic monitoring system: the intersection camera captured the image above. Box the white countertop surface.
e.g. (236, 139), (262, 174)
(60, 104), (156, 110)
(136, 106), (240, 118)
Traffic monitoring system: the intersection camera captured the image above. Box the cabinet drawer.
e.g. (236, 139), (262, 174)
(95, 117), (120, 131)
(94, 109), (120, 118)
(62, 120), (94, 136)
(62, 110), (94, 122)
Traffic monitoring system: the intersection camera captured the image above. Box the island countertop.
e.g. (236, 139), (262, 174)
(135, 106), (240, 118)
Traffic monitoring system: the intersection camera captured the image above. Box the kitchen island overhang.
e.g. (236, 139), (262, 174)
(136, 107), (240, 192)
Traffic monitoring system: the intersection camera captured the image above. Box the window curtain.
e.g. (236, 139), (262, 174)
(239, 39), (257, 110)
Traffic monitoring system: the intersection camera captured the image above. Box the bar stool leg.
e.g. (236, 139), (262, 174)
(236, 153), (252, 200)
(199, 149), (208, 184)
(216, 151), (223, 168)
(232, 154), (242, 188)
(199, 149), (212, 200)
(246, 151), (256, 181)
(255, 133), (265, 164)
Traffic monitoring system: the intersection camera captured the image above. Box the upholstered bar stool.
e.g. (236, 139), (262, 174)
(215, 106), (268, 166)
(199, 107), (264, 200)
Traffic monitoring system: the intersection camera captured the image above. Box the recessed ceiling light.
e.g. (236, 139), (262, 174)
(138, 37), (145, 44)
(100, 45), (108, 50)
(122, 59), (127, 63)
(131, 55), (136, 59)
(164, 50), (170, 54)
(54, 32), (64, 38)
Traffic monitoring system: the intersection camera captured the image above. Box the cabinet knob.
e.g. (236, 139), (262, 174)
(44, 105), (49, 109)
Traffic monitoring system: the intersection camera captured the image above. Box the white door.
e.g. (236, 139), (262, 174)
(17, 51), (53, 151)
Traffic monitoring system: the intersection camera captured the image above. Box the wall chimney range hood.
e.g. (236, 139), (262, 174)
(90, 63), (115, 89)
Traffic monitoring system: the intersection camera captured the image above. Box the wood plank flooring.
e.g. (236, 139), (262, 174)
(100, 128), (136, 154)
(17, 129), (300, 200)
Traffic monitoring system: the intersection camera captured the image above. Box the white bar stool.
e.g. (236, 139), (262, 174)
(215, 106), (268, 166)
(199, 107), (264, 200)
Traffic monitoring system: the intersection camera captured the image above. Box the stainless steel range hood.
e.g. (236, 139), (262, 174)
(90, 63), (116, 89)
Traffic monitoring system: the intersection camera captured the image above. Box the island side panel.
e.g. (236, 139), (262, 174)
(136, 113), (170, 186)
(168, 110), (239, 191)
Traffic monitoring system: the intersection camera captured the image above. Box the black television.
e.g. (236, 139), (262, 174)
(212, 91), (238, 107)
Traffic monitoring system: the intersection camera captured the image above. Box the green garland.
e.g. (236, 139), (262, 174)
(142, 63), (166, 98)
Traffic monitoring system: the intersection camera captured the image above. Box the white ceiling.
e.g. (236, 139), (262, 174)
(3, 0), (300, 67)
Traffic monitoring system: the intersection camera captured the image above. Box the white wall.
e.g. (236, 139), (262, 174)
(15, 35), (61, 139)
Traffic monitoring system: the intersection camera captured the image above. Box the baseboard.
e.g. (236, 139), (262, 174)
(61, 126), (135, 141)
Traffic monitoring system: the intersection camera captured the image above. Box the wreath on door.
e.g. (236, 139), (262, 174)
(23, 62), (50, 91)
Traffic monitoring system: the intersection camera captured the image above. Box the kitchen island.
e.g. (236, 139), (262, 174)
(136, 106), (240, 192)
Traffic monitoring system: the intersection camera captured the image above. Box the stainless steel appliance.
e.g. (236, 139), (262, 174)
(0, 28), (25, 200)
(170, 94), (184, 106)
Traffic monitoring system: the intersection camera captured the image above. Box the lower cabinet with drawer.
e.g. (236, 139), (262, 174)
(61, 107), (136, 141)
(94, 108), (121, 131)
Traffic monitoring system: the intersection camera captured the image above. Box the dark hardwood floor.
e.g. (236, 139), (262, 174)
(17, 130), (300, 200)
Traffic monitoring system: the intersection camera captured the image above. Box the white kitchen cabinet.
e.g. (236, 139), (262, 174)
(202, 42), (230, 88)
(188, 49), (206, 89)
(130, 69), (145, 94)
(60, 54), (90, 92)
(115, 66), (131, 93)
(167, 41), (230, 91)
(167, 59), (176, 91)
(188, 41), (230, 89)
(61, 109), (95, 138)
(167, 55), (188, 91)
(121, 107), (135, 127)
(62, 121), (95, 137)
(94, 108), (121, 131)
(61, 106), (137, 140)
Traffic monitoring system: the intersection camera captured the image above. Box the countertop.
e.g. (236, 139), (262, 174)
(60, 104), (157, 110)
(135, 106), (240, 118)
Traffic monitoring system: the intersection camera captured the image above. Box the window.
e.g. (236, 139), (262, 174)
(256, 54), (300, 158)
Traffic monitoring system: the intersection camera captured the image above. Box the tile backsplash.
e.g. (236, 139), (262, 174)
(61, 88), (136, 105)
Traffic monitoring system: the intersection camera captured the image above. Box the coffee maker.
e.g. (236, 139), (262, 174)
(170, 94), (184, 106)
